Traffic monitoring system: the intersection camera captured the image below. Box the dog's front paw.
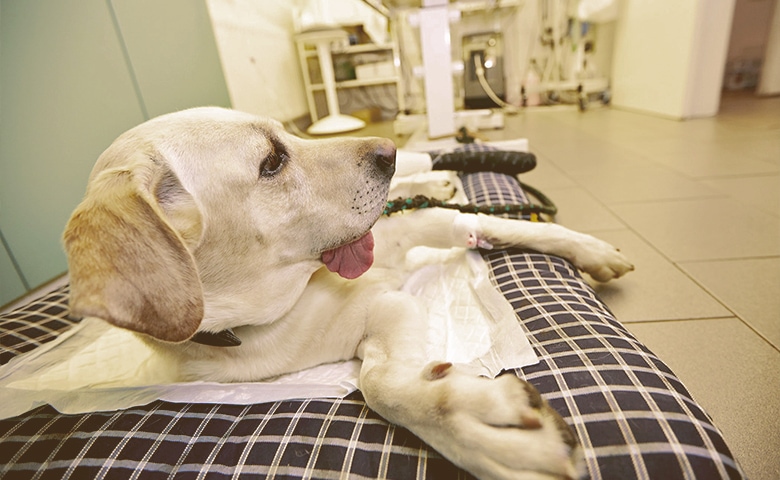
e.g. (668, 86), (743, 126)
(424, 363), (586, 480)
(572, 235), (634, 282)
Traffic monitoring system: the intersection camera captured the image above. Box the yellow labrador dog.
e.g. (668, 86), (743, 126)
(64, 107), (633, 480)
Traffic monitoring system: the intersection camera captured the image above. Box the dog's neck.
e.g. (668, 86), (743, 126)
(190, 329), (241, 347)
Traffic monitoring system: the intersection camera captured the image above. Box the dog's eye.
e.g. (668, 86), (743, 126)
(260, 151), (288, 178)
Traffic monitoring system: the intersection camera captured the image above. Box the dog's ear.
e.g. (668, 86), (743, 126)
(63, 155), (204, 343)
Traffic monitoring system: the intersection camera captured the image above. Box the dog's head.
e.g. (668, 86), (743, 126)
(64, 107), (395, 342)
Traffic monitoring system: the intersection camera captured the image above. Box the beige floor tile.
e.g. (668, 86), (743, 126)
(646, 142), (779, 178)
(570, 162), (723, 205)
(487, 112), (570, 144)
(550, 105), (680, 139)
(703, 93), (779, 137)
(587, 230), (731, 322)
(612, 197), (780, 261)
(710, 134), (780, 165)
(720, 89), (780, 108)
(626, 318), (780, 480)
(702, 174), (780, 218)
(680, 257), (780, 349)
(532, 136), (651, 175)
(750, 137), (780, 166)
(530, 136), (617, 171)
(592, 105), (780, 177)
(519, 153), (577, 190)
(541, 186), (626, 233)
(601, 111), (725, 146)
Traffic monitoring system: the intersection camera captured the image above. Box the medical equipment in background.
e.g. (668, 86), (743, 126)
(413, 0), (459, 138)
(523, 0), (613, 110)
(296, 29), (367, 135)
(454, 0), (614, 114)
(367, 0), (616, 138)
(294, 0), (406, 134)
(463, 32), (506, 109)
(397, 0), (516, 138)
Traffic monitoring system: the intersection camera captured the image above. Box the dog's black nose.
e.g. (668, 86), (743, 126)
(373, 139), (396, 176)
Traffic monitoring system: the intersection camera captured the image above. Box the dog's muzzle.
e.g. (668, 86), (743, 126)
(372, 139), (396, 179)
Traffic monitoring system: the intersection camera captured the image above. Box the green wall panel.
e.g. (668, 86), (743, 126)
(0, 0), (147, 289)
(112, 0), (231, 118)
(0, 228), (27, 307)
(0, 0), (230, 294)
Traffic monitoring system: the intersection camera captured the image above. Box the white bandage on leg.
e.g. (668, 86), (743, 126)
(453, 214), (493, 250)
(395, 150), (433, 177)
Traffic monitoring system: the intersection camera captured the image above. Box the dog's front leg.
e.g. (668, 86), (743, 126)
(375, 209), (633, 282)
(475, 214), (634, 282)
(357, 291), (586, 480)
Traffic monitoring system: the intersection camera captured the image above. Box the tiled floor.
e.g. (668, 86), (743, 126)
(475, 92), (779, 480)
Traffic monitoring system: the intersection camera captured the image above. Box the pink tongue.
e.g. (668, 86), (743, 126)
(321, 232), (375, 279)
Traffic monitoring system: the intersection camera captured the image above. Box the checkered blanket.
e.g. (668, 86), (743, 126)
(0, 172), (743, 479)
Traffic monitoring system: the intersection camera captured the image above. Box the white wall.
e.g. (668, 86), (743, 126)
(611, 0), (736, 119)
(685, 0), (737, 115)
(206, 0), (309, 121)
(758, 0), (780, 95)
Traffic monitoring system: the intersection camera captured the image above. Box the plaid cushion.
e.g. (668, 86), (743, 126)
(0, 172), (744, 479)
(0, 286), (76, 365)
(461, 170), (532, 219)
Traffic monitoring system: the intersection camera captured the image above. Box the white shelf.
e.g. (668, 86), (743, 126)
(301, 43), (396, 57)
(296, 33), (404, 123)
(307, 76), (400, 91)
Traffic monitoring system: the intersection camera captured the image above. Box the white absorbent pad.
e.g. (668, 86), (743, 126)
(402, 249), (539, 377)
(0, 252), (537, 420)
